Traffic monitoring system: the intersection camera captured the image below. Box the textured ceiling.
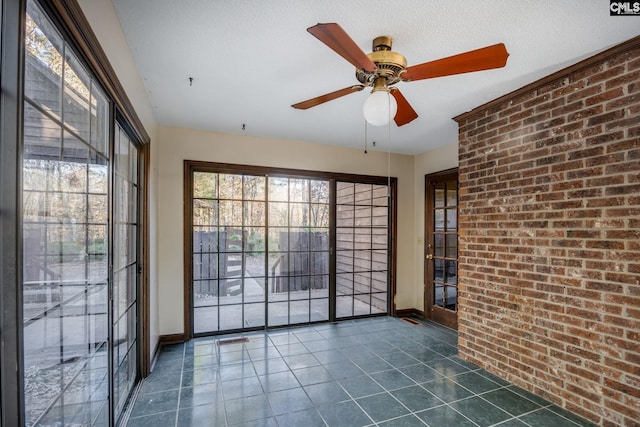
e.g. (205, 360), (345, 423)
(111, 0), (639, 154)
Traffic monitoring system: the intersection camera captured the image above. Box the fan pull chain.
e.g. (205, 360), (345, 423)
(364, 119), (368, 154)
(387, 94), (392, 198)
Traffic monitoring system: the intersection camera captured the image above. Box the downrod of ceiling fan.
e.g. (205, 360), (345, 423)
(370, 76), (389, 93)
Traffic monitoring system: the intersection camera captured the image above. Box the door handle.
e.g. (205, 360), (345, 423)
(426, 254), (433, 260)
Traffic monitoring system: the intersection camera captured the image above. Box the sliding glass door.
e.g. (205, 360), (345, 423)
(22, 1), (141, 425)
(191, 172), (331, 334)
(187, 163), (393, 336)
(23, 2), (111, 424)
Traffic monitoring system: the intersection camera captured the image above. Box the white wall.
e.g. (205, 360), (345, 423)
(412, 142), (459, 312)
(77, 0), (460, 342)
(77, 0), (160, 359)
(157, 126), (416, 335)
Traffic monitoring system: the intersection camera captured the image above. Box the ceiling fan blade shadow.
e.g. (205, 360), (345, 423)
(391, 89), (418, 126)
(307, 23), (377, 73)
(404, 43), (509, 81)
(291, 85), (365, 110)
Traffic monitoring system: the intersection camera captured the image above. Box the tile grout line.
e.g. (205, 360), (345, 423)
(173, 344), (185, 427)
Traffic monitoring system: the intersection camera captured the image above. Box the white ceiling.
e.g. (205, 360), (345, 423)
(111, 0), (639, 155)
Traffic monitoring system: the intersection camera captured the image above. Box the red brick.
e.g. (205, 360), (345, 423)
(585, 87), (625, 106)
(606, 69), (640, 90)
(456, 39), (640, 426)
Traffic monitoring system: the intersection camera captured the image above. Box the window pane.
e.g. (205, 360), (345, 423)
(219, 201), (243, 226)
(310, 204), (329, 228)
(310, 180), (329, 203)
(372, 185), (388, 206)
(244, 201), (265, 226)
(446, 234), (457, 259)
(435, 284), (444, 307)
(116, 127), (129, 176)
(434, 259), (444, 282)
(336, 204), (354, 227)
(194, 199), (218, 226)
(219, 174), (242, 199)
(336, 296), (353, 318)
(23, 104), (61, 170)
(289, 203), (310, 227)
(289, 179), (309, 202)
(219, 305), (243, 331)
(354, 183), (372, 204)
(268, 228), (288, 252)
(434, 209), (445, 231)
(310, 232), (329, 251)
(25, 3), (64, 116)
(194, 172), (217, 198)
(268, 303), (288, 327)
(268, 202), (288, 226)
(90, 85), (109, 156)
(244, 303), (265, 328)
(311, 299), (329, 322)
(243, 175), (265, 200)
(445, 286), (457, 310)
(434, 234), (444, 257)
(434, 182), (445, 208)
(446, 181), (458, 207)
(336, 182), (354, 204)
(445, 261), (458, 285)
(268, 177), (288, 202)
(446, 208), (457, 231)
(336, 228), (353, 251)
(289, 300), (310, 324)
(63, 50), (91, 142)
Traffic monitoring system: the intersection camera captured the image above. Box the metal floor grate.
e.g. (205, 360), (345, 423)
(216, 337), (249, 346)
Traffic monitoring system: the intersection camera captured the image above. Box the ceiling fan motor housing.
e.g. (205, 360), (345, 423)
(356, 35), (407, 87)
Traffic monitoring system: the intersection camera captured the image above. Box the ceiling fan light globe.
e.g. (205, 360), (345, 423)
(363, 91), (397, 126)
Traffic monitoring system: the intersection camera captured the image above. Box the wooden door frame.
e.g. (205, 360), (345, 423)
(424, 168), (458, 330)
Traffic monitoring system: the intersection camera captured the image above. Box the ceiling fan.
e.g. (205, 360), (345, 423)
(292, 23), (509, 126)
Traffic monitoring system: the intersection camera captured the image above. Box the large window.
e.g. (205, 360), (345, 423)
(186, 162), (394, 336)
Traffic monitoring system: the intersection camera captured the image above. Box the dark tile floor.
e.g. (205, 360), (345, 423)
(125, 317), (595, 427)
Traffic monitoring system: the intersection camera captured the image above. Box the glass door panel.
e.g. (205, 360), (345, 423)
(22, 2), (110, 424)
(335, 182), (389, 318)
(112, 124), (139, 420)
(267, 177), (329, 326)
(425, 171), (459, 329)
(192, 173), (268, 333)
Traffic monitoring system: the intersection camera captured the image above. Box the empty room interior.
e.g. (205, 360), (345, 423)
(1, 1), (639, 426)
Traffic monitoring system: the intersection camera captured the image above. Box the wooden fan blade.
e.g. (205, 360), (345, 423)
(391, 89), (418, 126)
(307, 23), (377, 73)
(291, 85), (365, 110)
(404, 43), (509, 81)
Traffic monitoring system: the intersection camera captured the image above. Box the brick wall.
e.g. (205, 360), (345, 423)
(454, 36), (640, 426)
